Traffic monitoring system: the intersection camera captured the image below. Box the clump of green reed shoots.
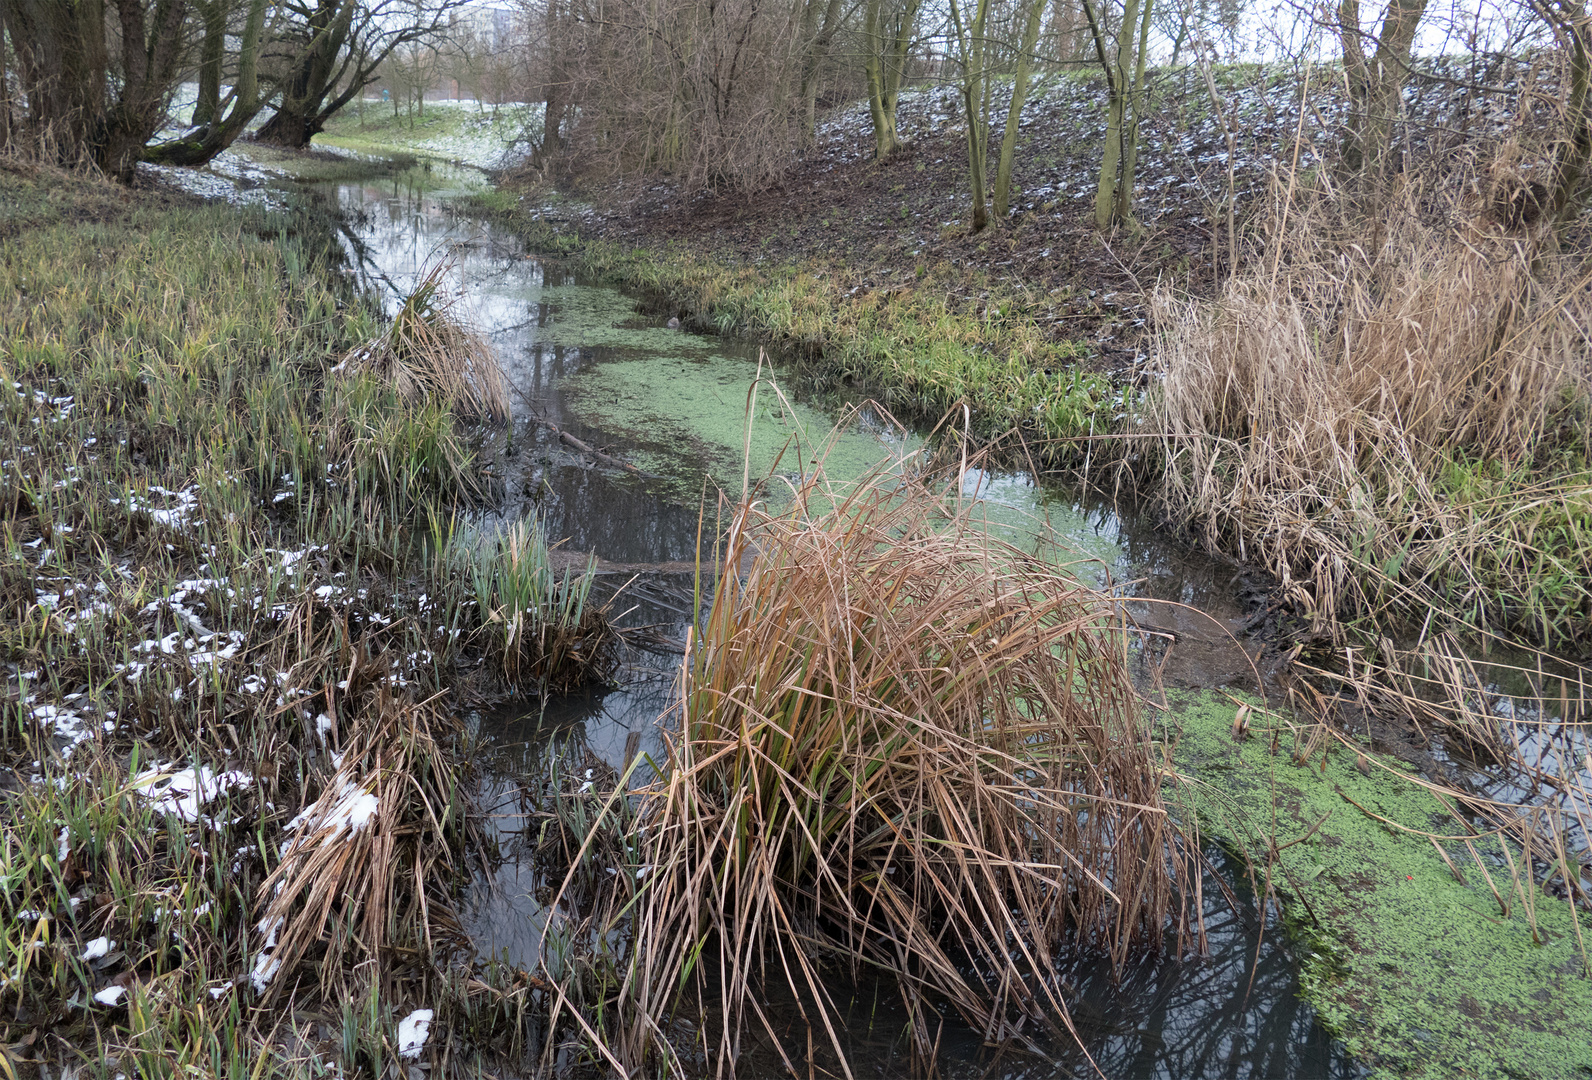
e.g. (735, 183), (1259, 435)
(435, 515), (618, 693)
(343, 258), (511, 424)
(576, 462), (1188, 1074)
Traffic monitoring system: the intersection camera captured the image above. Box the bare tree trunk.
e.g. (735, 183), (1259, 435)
(256, 0), (357, 147)
(1115, 0), (1153, 222)
(148, 0), (268, 165)
(191, 0), (226, 126)
(797, 0), (842, 146)
(99, 0), (191, 180)
(864, 0), (922, 160)
(1082, 0), (1152, 230)
(948, 0), (992, 230)
(4, 0), (110, 166)
(993, 0), (1047, 219)
(1337, 0), (1428, 176)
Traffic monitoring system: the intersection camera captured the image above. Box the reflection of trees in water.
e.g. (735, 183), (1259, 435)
(1053, 852), (1356, 1078)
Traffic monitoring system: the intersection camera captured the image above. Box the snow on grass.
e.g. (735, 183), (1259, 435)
(316, 99), (540, 171)
(397, 1008), (434, 1059)
(131, 763), (253, 823)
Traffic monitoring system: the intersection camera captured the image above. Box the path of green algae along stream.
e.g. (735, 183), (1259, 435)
(1164, 689), (1592, 1079)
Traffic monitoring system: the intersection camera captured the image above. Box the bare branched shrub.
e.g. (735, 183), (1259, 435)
(540, 0), (815, 190)
(567, 461), (1189, 1072)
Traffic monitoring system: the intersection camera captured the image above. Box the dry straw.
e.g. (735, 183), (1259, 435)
(1135, 166), (1592, 648)
(560, 456), (1190, 1075)
(341, 259), (511, 424)
(255, 683), (478, 1004)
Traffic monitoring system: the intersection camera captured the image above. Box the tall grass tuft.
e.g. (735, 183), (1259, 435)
(1132, 168), (1592, 649)
(592, 464), (1186, 1072)
(435, 515), (619, 692)
(343, 259), (511, 423)
(254, 686), (478, 1004)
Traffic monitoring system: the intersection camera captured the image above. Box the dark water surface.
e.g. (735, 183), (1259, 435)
(293, 157), (1368, 1078)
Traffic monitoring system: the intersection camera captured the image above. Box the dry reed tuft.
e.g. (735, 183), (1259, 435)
(341, 259), (511, 423)
(1133, 167), (1592, 648)
(254, 681), (479, 1004)
(576, 463), (1187, 1074)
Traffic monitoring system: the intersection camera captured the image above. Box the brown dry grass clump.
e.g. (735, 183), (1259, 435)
(253, 685), (479, 1005)
(569, 463), (1187, 1074)
(1134, 169), (1592, 649)
(342, 259), (511, 424)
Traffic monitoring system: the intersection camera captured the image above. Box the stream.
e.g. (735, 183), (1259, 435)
(281, 155), (1371, 1078)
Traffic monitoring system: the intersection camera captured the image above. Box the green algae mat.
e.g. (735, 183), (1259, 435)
(1164, 690), (1592, 1079)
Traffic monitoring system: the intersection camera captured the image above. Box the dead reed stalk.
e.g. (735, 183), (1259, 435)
(254, 681), (478, 1004)
(1134, 169), (1592, 648)
(573, 463), (1188, 1074)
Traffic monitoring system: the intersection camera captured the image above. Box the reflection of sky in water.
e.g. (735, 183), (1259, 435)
(323, 169), (1363, 1080)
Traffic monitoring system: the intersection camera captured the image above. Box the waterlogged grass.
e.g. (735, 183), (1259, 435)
(0, 167), (605, 1074)
(1167, 690), (1592, 1080)
(570, 466), (1183, 1073)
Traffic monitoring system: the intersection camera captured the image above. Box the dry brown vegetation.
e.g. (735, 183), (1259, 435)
(342, 259), (512, 424)
(552, 454), (1190, 1073)
(1132, 166), (1592, 651)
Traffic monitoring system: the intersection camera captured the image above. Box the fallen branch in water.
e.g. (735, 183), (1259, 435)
(530, 417), (646, 476)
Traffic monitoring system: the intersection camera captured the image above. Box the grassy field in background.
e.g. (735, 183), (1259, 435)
(315, 100), (538, 170)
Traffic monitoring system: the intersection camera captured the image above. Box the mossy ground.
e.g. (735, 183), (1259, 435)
(1165, 689), (1592, 1080)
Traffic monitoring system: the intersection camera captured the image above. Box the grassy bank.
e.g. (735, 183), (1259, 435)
(0, 165), (608, 1075)
(315, 100), (538, 171)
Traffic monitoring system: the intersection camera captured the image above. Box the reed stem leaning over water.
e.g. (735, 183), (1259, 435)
(552, 456), (1190, 1075)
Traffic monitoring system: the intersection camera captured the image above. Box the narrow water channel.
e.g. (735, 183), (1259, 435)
(294, 155), (1364, 1077)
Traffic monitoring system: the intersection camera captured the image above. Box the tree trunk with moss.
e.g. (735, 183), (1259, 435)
(865, 0), (924, 160)
(147, 0), (268, 166)
(1082, 0), (1154, 230)
(948, 0), (992, 230)
(993, 0), (1048, 219)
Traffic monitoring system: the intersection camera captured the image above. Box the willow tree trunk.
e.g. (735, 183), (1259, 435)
(191, 0), (226, 126)
(1337, 0), (1429, 176)
(865, 0), (924, 159)
(1115, 0), (1153, 222)
(3, 0), (110, 167)
(798, 0), (844, 146)
(147, 0), (267, 165)
(255, 0), (356, 147)
(993, 0), (1047, 219)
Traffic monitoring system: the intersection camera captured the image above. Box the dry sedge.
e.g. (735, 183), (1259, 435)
(577, 464), (1187, 1074)
(1133, 167), (1592, 649)
(255, 683), (479, 1005)
(341, 258), (511, 424)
